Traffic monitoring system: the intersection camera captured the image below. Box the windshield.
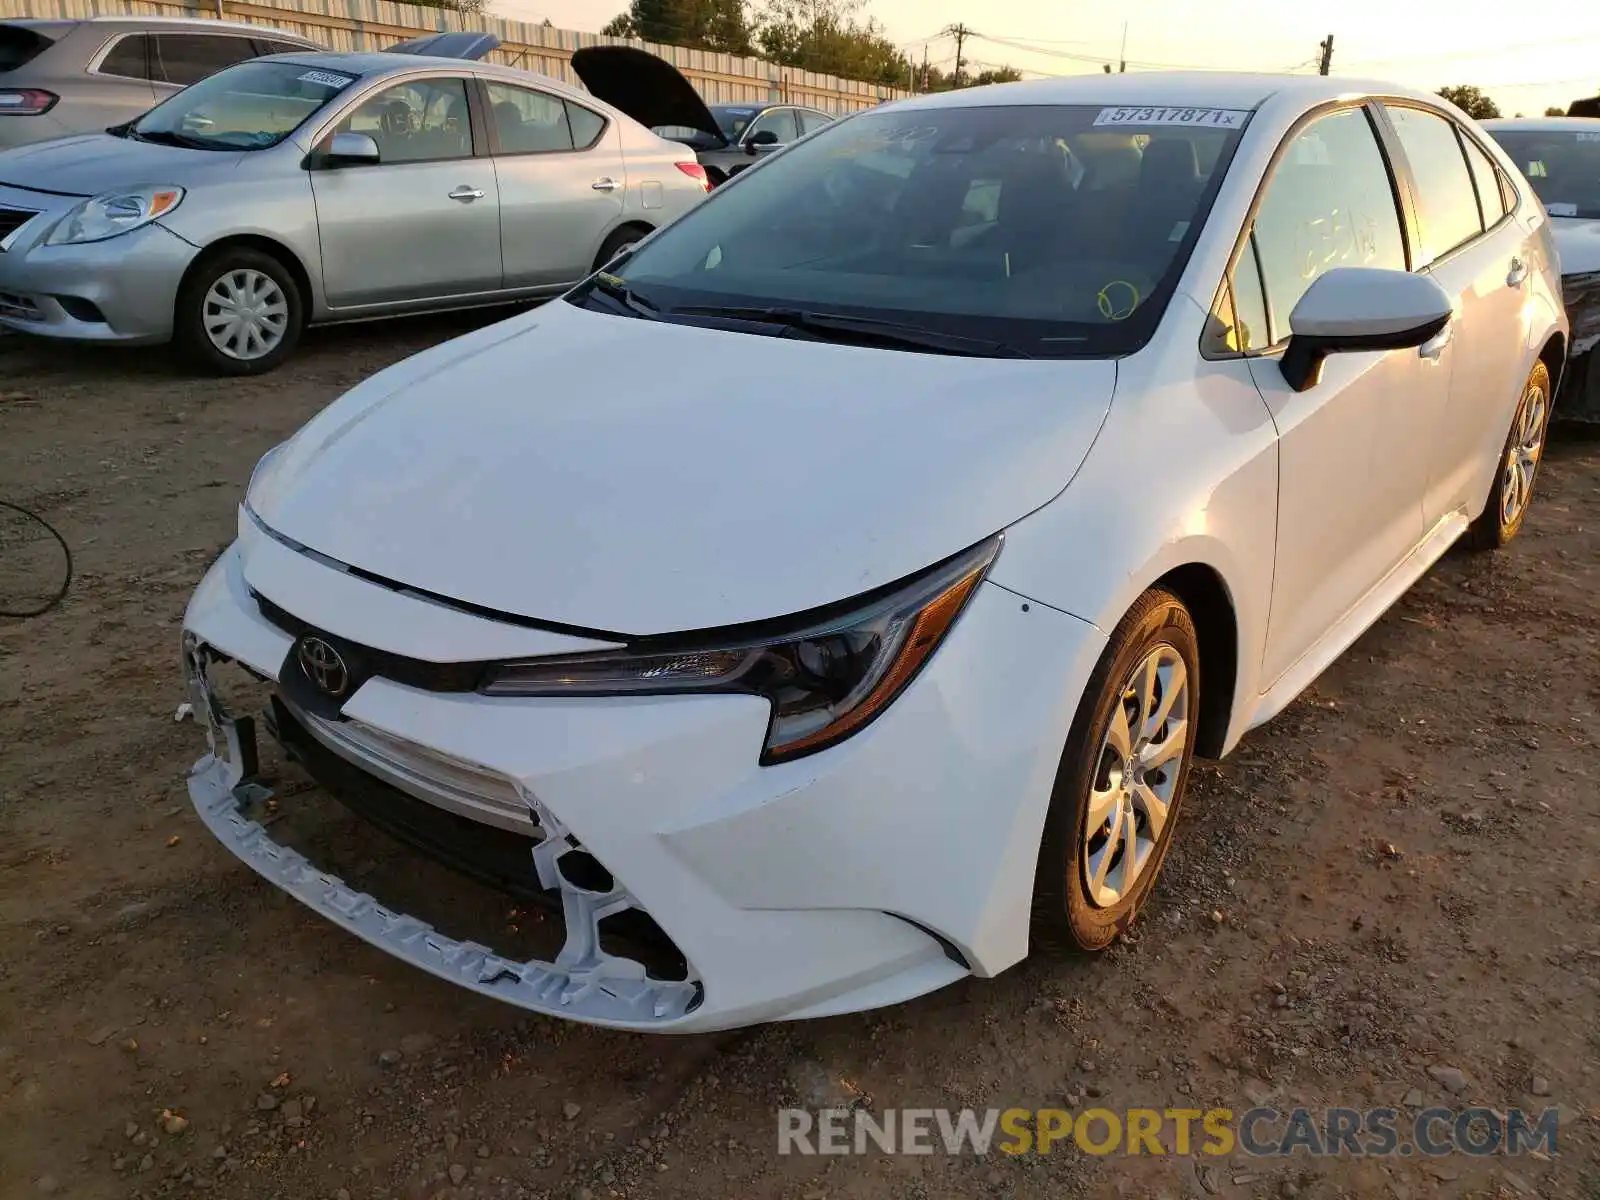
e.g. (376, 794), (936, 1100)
(128, 60), (359, 151)
(710, 104), (758, 140)
(1486, 129), (1600, 219)
(583, 103), (1247, 358)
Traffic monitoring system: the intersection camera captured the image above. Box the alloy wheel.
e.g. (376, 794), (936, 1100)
(1082, 643), (1189, 908)
(203, 269), (289, 362)
(1500, 378), (1547, 528)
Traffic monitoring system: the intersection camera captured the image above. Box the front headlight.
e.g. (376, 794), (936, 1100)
(45, 186), (184, 246)
(482, 534), (1003, 763)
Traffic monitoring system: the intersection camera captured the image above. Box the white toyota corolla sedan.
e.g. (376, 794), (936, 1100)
(182, 72), (1566, 1031)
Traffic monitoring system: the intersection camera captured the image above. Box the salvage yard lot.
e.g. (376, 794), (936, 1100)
(1, 317), (1597, 1200)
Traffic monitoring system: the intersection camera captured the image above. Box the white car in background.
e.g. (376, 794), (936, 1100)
(182, 73), (1564, 1031)
(1483, 117), (1600, 420)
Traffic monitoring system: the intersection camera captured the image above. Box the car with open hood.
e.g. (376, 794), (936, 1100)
(1483, 116), (1600, 421)
(0, 33), (709, 372)
(571, 44), (834, 186)
(181, 72), (1563, 1031)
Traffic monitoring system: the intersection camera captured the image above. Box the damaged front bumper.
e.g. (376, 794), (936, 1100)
(183, 638), (706, 1026)
(1559, 271), (1600, 422)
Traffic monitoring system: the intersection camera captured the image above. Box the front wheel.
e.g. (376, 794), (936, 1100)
(1033, 588), (1201, 952)
(175, 247), (304, 376)
(1465, 360), (1551, 551)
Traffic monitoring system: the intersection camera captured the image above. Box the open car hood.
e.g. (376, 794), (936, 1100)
(384, 31), (502, 60)
(570, 45), (725, 144)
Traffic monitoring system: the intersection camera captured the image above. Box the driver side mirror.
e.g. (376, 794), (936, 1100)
(746, 128), (780, 155)
(321, 131), (380, 168)
(1280, 267), (1453, 392)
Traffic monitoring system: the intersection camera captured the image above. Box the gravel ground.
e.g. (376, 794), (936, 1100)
(1, 316), (1596, 1200)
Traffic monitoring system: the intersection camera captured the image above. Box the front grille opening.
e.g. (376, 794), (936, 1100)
(556, 850), (614, 893)
(598, 912), (690, 982)
(265, 699), (696, 991)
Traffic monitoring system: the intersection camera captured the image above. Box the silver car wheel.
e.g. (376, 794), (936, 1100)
(203, 269), (289, 362)
(1083, 643), (1189, 908)
(1500, 379), (1547, 527)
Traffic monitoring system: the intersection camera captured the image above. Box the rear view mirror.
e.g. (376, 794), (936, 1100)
(1280, 267), (1453, 392)
(323, 131), (380, 168)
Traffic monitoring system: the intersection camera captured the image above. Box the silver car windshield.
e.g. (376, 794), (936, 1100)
(599, 104), (1246, 358)
(1488, 130), (1600, 219)
(127, 60), (360, 151)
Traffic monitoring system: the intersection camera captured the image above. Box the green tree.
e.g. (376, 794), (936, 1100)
(755, 0), (911, 86)
(602, 0), (754, 55)
(1437, 85), (1501, 120)
(408, 0), (488, 12)
(919, 62), (1022, 92)
(1544, 106), (1567, 116)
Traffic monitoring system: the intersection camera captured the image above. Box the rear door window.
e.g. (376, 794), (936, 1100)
(1383, 104), (1483, 262)
(152, 33), (261, 87)
(0, 23), (60, 72)
(566, 101), (606, 149)
(97, 33), (152, 80)
(798, 109), (832, 135)
(1461, 135), (1507, 226)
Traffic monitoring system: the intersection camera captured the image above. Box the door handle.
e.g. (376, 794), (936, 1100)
(1419, 321), (1453, 361)
(1506, 257), (1529, 287)
(591, 177), (621, 192)
(448, 186), (485, 202)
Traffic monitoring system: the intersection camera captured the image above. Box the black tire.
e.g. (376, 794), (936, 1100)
(1033, 588), (1201, 952)
(1464, 360), (1551, 552)
(175, 246), (304, 376)
(592, 225), (650, 274)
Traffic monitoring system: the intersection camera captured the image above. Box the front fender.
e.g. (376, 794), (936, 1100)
(988, 297), (1280, 755)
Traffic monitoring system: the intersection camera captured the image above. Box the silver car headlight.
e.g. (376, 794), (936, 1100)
(482, 535), (1002, 764)
(45, 186), (185, 246)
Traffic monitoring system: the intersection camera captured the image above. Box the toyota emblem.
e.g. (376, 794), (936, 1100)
(296, 635), (349, 697)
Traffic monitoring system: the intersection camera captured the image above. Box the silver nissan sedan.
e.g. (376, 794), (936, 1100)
(0, 37), (710, 373)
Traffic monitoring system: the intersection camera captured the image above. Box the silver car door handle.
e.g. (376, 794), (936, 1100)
(1506, 257), (1529, 287)
(1419, 321), (1453, 361)
(591, 177), (621, 192)
(448, 186), (485, 202)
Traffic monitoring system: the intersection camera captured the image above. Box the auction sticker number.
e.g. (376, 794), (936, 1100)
(1094, 106), (1248, 129)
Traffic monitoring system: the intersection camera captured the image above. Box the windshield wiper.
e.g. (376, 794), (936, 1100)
(669, 305), (1033, 358)
(579, 273), (662, 320)
(128, 128), (216, 150)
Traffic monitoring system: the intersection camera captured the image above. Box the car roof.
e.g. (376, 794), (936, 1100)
(1480, 116), (1600, 132)
(890, 71), (1446, 112)
(258, 51), (608, 108)
(59, 15), (316, 38)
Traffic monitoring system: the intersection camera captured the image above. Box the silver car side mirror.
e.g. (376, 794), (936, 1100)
(325, 132), (381, 168)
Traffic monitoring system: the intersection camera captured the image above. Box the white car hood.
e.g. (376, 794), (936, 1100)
(1552, 217), (1600, 277)
(249, 302), (1115, 635)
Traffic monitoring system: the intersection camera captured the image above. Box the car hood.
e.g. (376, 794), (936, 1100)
(0, 132), (230, 197)
(248, 302), (1116, 636)
(1552, 216), (1600, 277)
(570, 45), (726, 144)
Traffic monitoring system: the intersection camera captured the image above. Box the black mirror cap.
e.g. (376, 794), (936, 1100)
(1279, 313), (1451, 392)
(748, 128), (780, 149)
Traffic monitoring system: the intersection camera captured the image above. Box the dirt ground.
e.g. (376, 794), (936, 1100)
(1, 316), (1596, 1200)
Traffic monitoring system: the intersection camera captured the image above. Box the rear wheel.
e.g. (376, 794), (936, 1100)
(592, 225), (650, 273)
(175, 247), (304, 376)
(1033, 588), (1201, 951)
(1465, 360), (1551, 551)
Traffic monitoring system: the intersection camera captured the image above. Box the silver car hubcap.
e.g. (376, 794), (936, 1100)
(1083, 644), (1190, 908)
(1500, 381), (1547, 527)
(203, 269), (288, 361)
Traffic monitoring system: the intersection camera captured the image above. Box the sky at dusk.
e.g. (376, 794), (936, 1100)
(493, 0), (1600, 117)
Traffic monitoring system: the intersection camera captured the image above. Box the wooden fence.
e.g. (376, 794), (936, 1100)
(0, 0), (910, 111)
